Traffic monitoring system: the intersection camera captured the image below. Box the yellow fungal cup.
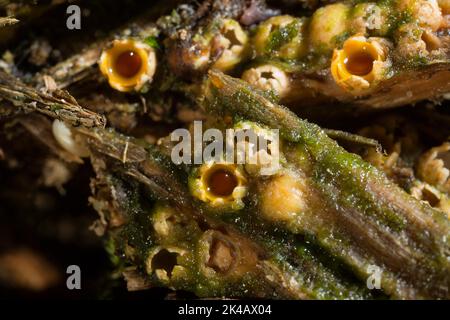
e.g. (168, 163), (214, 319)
(99, 39), (156, 92)
(190, 162), (248, 211)
(331, 35), (391, 94)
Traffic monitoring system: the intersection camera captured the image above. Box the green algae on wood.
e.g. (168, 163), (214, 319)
(202, 70), (450, 299)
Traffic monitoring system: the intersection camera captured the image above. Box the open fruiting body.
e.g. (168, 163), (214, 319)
(99, 39), (157, 92)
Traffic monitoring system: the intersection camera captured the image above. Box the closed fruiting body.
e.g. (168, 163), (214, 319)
(308, 3), (350, 53)
(253, 15), (307, 59)
(259, 172), (309, 223)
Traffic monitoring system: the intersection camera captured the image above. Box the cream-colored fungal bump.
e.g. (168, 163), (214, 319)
(52, 119), (89, 157)
(99, 39), (156, 92)
(417, 142), (450, 193)
(253, 15), (306, 59)
(145, 246), (187, 282)
(309, 3), (350, 50)
(331, 35), (392, 94)
(260, 171), (308, 223)
(415, 0), (443, 32)
(241, 65), (290, 98)
(189, 162), (248, 210)
(212, 19), (249, 72)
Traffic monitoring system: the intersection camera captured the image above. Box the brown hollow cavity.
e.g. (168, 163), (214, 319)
(438, 151), (450, 165)
(261, 71), (274, 79)
(344, 48), (375, 76)
(207, 237), (234, 273)
(151, 249), (178, 277)
(206, 167), (238, 197)
(224, 29), (241, 47)
(115, 50), (142, 78)
(421, 31), (442, 52)
(421, 188), (440, 207)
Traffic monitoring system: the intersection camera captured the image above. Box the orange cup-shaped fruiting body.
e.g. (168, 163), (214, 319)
(99, 39), (156, 92)
(189, 162), (248, 211)
(331, 35), (391, 95)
